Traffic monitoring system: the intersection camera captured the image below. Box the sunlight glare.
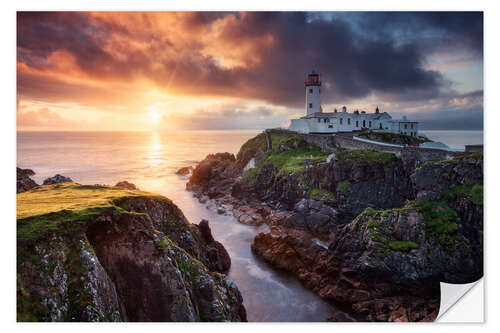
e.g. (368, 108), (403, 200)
(149, 105), (163, 123)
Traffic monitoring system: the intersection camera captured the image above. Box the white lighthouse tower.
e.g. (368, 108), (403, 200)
(305, 70), (321, 116)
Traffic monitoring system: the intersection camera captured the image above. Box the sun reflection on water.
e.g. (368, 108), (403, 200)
(147, 132), (164, 168)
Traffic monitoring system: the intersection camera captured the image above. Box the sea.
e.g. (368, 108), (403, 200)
(16, 129), (483, 322)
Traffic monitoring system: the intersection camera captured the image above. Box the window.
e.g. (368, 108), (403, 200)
(411, 123), (414, 129)
(340, 118), (343, 125)
(404, 124), (408, 129)
(309, 103), (313, 108)
(328, 125), (333, 128)
(347, 118), (351, 125)
(317, 118), (320, 123)
(363, 120), (366, 127)
(356, 121), (359, 127)
(324, 119), (327, 123)
(379, 123), (382, 129)
(309, 89), (313, 93)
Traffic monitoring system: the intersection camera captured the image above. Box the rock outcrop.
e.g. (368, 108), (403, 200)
(186, 131), (483, 322)
(176, 166), (194, 176)
(114, 181), (138, 190)
(187, 153), (240, 199)
(43, 174), (73, 185)
(17, 183), (246, 322)
(17, 167), (38, 193)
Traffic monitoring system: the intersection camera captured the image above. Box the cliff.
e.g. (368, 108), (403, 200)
(186, 131), (483, 322)
(17, 183), (246, 322)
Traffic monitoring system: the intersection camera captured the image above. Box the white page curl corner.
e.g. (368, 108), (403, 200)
(437, 278), (483, 322)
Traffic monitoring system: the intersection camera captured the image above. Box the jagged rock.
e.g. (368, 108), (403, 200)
(43, 174), (73, 185)
(176, 166), (194, 176)
(17, 167), (38, 193)
(283, 199), (341, 234)
(187, 153), (240, 198)
(17, 183), (246, 322)
(114, 181), (138, 190)
(195, 220), (231, 273)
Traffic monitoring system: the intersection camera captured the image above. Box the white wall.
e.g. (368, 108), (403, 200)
(306, 85), (321, 116)
(289, 112), (417, 136)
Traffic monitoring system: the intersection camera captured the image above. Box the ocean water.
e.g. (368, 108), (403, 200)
(16, 129), (483, 322)
(419, 130), (483, 149)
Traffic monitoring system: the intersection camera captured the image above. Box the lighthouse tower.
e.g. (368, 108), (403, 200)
(305, 70), (321, 116)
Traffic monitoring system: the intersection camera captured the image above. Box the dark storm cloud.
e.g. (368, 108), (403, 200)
(17, 12), (482, 108)
(17, 12), (117, 74)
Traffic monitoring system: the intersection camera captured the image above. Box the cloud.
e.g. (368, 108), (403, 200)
(17, 12), (483, 109)
(17, 107), (87, 129)
(390, 90), (483, 130)
(160, 102), (293, 130)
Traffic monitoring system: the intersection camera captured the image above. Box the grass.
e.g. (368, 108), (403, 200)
(453, 152), (483, 161)
(309, 188), (337, 202)
(336, 149), (398, 165)
(337, 180), (351, 194)
(264, 148), (330, 175)
(416, 201), (460, 244)
(387, 240), (420, 252)
(442, 181), (483, 206)
(17, 182), (166, 241)
(357, 131), (430, 145)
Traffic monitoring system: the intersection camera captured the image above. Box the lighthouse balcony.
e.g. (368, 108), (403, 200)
(304, 80), (321, 86)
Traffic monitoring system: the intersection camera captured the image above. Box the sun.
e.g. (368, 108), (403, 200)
(149, 105), (163, 123)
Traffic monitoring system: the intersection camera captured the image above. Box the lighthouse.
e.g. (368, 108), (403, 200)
(305, 70), (321, 116)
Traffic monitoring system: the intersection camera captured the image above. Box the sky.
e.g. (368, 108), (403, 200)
(16, 11), (483, 131)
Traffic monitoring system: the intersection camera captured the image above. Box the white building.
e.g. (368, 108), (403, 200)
(289, 71), (419, 137)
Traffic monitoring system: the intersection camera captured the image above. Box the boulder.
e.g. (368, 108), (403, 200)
(115, 181), (138, 190)
(17, 167), (38, 193)
(176, 166), (194, 176)
(43, 174), (73, 185)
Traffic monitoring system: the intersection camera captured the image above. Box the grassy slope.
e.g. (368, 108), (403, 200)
(358, 131), (430, 145)
(17, 183), (166, 241)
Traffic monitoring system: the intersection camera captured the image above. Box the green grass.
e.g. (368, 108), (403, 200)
(453, 152), (483, 161)
(264, 148), (330, 175)
(442, 181), (483, 206)
(336, 149), (398, 165)
(17, 182), (166, 241)
(416, 201), (460, 244)
(387, 240), (420, 252)
(337, 180), (351, 194)
(309, 188), (337, 202)
(471, 184), (484, 205)
(358, 131), (430, 145)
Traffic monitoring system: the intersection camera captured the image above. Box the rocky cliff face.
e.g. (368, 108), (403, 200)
(186, 132), (483, 322)
(17, 183), (246, 322)
(251, 153), (483, 321)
